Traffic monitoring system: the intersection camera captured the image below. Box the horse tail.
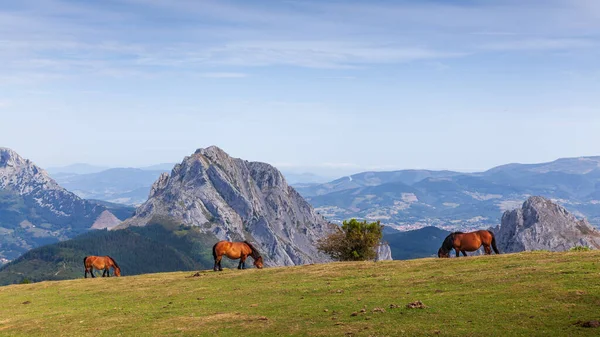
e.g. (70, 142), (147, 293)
(212, 242), (218, 260)
(83, 256), (88, 267)
(489, 231), (500, 254)
(107, 256), (120, 269)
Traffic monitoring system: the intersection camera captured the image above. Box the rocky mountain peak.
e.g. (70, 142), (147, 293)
(0, 147), (29, 168)
(123, 146), (335, 266)
(0, 148), (117, 261)
(495, 196), (600, 252)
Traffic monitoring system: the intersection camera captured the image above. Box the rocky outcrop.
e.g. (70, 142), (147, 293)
(121, 146), (335, 266)
(495, 196), (600, 252)
(0, 148), (117, 261)
(90, 210), (122, 230)
(375, 243), (393, 261)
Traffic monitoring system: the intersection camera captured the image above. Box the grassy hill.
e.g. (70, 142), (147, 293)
(1, 251), (600, 336)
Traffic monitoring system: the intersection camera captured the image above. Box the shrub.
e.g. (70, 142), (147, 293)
(569, 246), (592, 252)
(317, 219), (383, 261)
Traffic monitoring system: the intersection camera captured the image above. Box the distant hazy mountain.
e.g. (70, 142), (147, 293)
(139, 163), (178, 171)
(0, 148), (121, 262)
(295, 170), (462, 197)
(299, 156), (600, 230)
(46, 163), (110, 175)
(51, 168), (167, 205)
(282, 172), (333, 185)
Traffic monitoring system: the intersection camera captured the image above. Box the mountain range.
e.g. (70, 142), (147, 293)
(3, 145), (600, 285)
(296, 157), (600, 231)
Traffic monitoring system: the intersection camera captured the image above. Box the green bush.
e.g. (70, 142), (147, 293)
(317, 219), (383, 261)
(569, 246), (592, 252)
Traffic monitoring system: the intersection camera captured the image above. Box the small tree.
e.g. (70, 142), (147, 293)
(317, 219), (383, 261)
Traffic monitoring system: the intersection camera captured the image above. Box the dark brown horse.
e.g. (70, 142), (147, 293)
(438, 230), (500, 258)
(212, 240), (264, 271)
(84, 256), (121, 278)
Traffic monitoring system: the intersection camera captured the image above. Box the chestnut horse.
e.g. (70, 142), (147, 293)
(212, 240), (264, 271)
(83, 256), (121, 278)
(438, 230), (500, 258)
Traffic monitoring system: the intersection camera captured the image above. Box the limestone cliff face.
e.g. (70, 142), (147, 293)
(495, 196), (600, 252)
(122, 146), (335, 266)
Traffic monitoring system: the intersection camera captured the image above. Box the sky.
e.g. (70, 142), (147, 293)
(1, 0), (599, 177)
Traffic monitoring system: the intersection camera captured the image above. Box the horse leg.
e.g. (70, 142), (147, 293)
(90, 269), (95, 278)
(461, 250), (468, 257)
(213, 255), (219, 272)
(106, 268), (111, 277)
(84, 268), (88, 278)
(484, 245), (491, 255)
(455, 248), (460, 257)
(241, 255), (248, 269)
(217, 256), (223, 271)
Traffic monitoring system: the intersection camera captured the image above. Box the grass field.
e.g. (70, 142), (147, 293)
(1, 251), (600, 336)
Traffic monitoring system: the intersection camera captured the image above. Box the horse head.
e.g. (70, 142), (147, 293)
(254, 256), (264, 269)
(438, 247), (449, 258)
(114, 267), (122, 276)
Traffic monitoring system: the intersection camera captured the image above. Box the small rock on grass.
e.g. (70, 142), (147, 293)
(372, 308), (386, 313)
(406, 301), (428, 309)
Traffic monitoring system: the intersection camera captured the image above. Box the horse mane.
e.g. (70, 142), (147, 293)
(107, 256), (120, 270)
(243, 241), (261, 259)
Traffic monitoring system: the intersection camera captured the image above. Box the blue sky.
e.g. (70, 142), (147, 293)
(1, 0), (599, 176)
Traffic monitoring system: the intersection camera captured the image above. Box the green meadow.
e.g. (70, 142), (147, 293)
(1, 251), (600, 336)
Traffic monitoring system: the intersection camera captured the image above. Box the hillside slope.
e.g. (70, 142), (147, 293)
(0, 222), (220, 285)
(1, 252), (599, 336)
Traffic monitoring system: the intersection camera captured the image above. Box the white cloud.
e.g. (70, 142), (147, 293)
(481, 38), (596, 51)
(200, 72), (248, 78)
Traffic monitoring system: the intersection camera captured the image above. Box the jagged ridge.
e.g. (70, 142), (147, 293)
(121, 146), (335, 266)
(495, 196), (600, 252)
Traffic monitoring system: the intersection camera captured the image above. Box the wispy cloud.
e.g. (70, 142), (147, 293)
(1, 0), (599, 83)
(481, 38), (596, 51)
(200, 72), (248, 78)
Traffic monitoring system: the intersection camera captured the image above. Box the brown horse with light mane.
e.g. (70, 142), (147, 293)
(83, 256), (121, 278)
(212, 240), (264, 271)
(438, 230), (500, 258)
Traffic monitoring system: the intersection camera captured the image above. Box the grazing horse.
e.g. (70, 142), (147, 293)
(212, 240), (264, 271)
(83, 256), (121, 278)
(438, 230), (500, 258)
